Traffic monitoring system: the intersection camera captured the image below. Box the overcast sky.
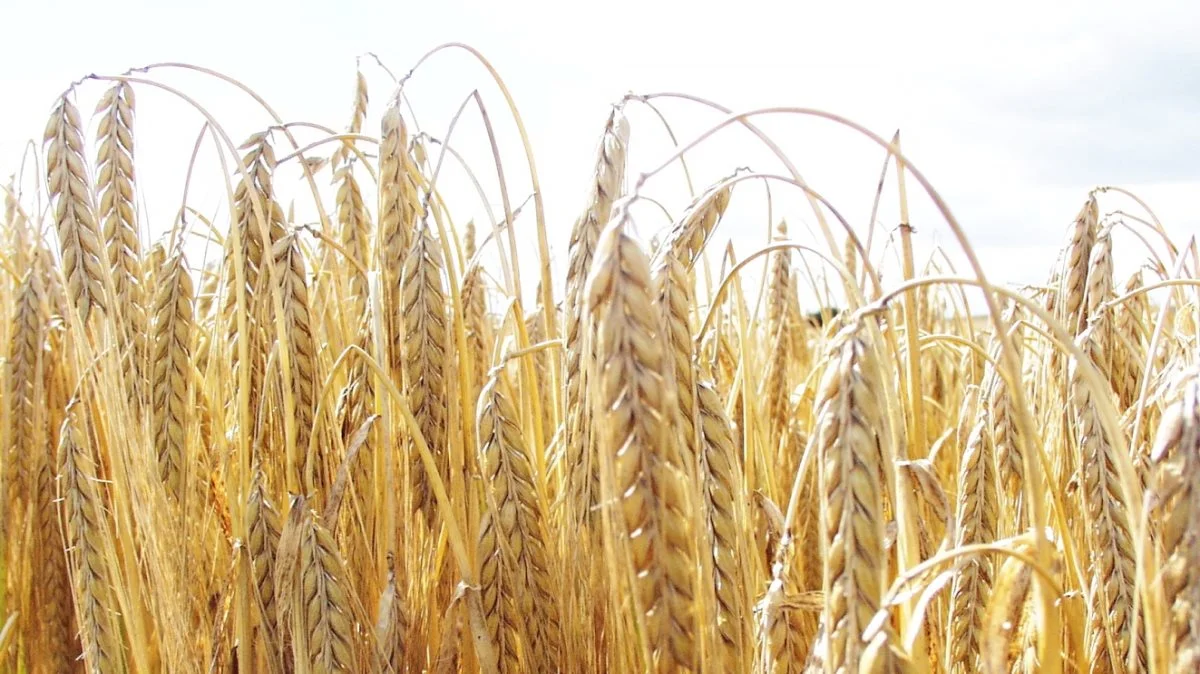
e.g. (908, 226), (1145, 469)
(1, 0), (1196, 312)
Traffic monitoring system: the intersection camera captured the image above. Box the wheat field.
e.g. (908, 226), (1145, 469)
(1, 50), (1198, 674)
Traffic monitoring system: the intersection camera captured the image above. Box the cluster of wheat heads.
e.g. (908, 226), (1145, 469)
(0, 52), (1198, 674)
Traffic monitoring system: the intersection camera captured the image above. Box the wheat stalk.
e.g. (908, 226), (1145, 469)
(94, 82), (146, 402)
(222, 132), (286, 417)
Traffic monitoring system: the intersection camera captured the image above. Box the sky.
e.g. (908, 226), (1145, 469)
(1, 0), (1197, 313)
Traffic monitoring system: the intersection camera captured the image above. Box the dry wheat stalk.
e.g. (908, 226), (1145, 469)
(3, 176), (31, 270)
(586, 205), (697, 670)
(655, 181), (734, 270)
(476, 511), (515, 672)
(760, 581), (809, 674)
(94, 82), (147, 406)
(1083, 225), (1115, 361)
(526, 292), (555, 438)
(401, 218), (449, 520)
(564, 107), (629, 526)
(223, 132), (281, 296)
(44, 95), (106, 322)
(980, 535), (1036, 674)
(151, 249), (194, 501)
(58, 402), (125, 673)
(784, 272), (811, 374)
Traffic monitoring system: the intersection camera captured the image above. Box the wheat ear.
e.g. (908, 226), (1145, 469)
(1071, 320), (1144, 673)
(150, 249), (194, 500)
(401, 218), (449, 520)
(564, 107), (629, 525)
(698, 380), (751, 669)
(58, 402), (125, 673)
(1150, 367), (1200, 672)
(45, 94), (106, 322)
(477, 370), (562, 670)
(587, 205), (697, 670)
(1062, 196), (1098, 336)
(812, 330), (890, 673)
(273, 232), (318, 491)
(946, 415), (998, 673)
(294, 508), (358, 672)
(379, 105), (420, 378)
(94, 81), (146, 402)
